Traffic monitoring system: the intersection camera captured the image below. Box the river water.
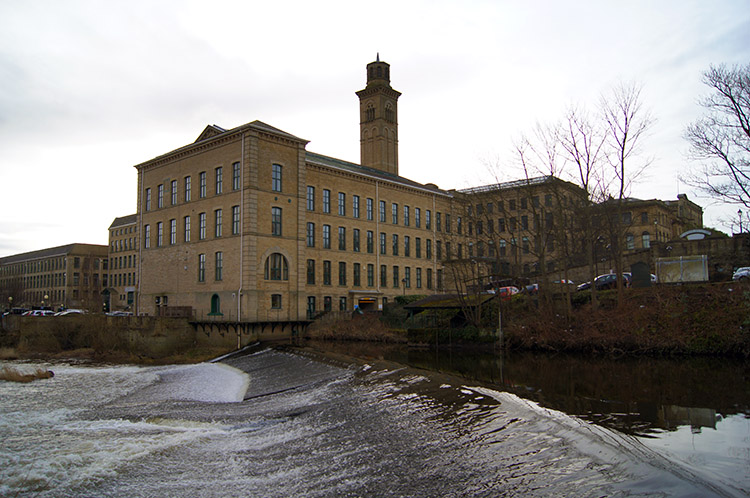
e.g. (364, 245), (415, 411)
(1, 345), (748, 497)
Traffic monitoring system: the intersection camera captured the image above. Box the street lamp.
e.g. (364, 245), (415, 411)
(739, 209), (743, 234)
(7, 296), (12, 311)
(43, 294), (49, 309)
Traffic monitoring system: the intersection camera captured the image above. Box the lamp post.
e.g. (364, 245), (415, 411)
(739, 209), (743, 234)
(7, 296), (12, 311)
(43, 294), (49, 310)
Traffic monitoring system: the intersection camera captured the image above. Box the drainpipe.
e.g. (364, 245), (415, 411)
(376, 181), (380, 297)
(238, 132), (245, 325)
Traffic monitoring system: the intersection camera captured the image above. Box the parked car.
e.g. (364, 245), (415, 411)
(496, 286), (520, 300)
(54, 309), (85, 316)
(106, 310), (134, 316)
(22, 309), (55, 317)
(577, 273), (631, 291)
(732, 267), (750, 281)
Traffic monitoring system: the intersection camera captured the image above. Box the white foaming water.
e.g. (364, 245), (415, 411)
(0, 361), (250, 496)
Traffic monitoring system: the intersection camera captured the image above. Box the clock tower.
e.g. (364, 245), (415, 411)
(356, 55), (401, 175)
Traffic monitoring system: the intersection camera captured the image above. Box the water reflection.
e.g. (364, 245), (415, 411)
(305, 341), (750, 437)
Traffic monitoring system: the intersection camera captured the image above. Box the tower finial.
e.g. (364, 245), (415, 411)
(376, 52), (380, 62)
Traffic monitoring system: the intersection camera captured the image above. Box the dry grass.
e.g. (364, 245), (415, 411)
(0, 366), (54, 383)
(0, 347), (18, 360)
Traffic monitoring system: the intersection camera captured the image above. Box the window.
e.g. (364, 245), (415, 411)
(445, 214), (451, 233)
(184, 176), (191, 202)
(353, 229), (360, 252)
(171, 180), (177, 205)
(215, 209), (223, 238)
(233, 162), (241, 190)
(458, 217), (463, 234)
(144, 225), (150, 248)
(380, 265), (387, 287)
(339, 262), (347, 285)
(642, 232), (651, 249)
(272, 164), (282, 192)
(338, 192), (346, 216)
(626, 233), (635, 250)
(392, 266), (400, 288)
(184, 216), (191, 242)
(521, 198), (527, 210)
(522, 215), (528, 230)
(353, 263), (361, 286)
(307, 259), (315, 284)
(215, 252), (223, 281)
(198, 254), (206, 282)
(307, 186), (315, 211)
(545, 194), (552, 207)
(437, 241), (442, 260)
(622, 212), (632, 224)
(265, 253), (289, 280)
(379, 201), (386, 222)
(232, 206), (240, 235)
(416, 238), (421, 258)
(380, 232), (386, 255)
(156, 222), (163, 247)
(509, 199), (516, 211)
(323, 189), (331, 213)
(426, 210), (431, 229)
(271, 207), (282, 236)
(156, 184), (164, 208)
(145, 188), (151, 211)
(436, 212), (441, 232)
(339, 297), (347, 311)
(323, 260), (331, 285)
(404, 205), (410, 226)
(367, 264), (374, 287)
(366, 198), (373, 220)
(199, 171), (207, 198)
(392, 234), (399, 255)
(404, 236), (410, 257)
(427, 268), (433, 289)
(404, 267), (411, 288)
(215, 167), (223, 194)
(170, 219), (176, 245)
(416, 268), (422, 288)
(271, 294), (282, 309)
(415, 208), (421, 228)
(323, 224), (331, 249)
(392, 203), (398, 224)
(641, 212), (649, 224)
(307, 222), (315, 247)
(353, 195), (360, 218)
(338, 226), (346, 250)
(522, 237), (530, 254)
(324, 296), (332, 311)
(426, 239), (432, 259)
(199, 213), (207, 240)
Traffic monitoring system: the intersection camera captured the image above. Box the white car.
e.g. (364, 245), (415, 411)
(22, 310), (55, 317)
(732, 267), (750, 281)
(54, 309), (85, 316)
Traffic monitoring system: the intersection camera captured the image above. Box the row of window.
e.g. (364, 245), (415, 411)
(468, 195), (556, 216)
(109, 272), (136, 288)
(306, 224), (437, 258)
(143, 207), (241, 248)
(305, 187), (453, 231)
(143, 163), (286, 212)
(304, 259), (440, 290)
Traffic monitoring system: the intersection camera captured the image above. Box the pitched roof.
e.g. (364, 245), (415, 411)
(109, 214), (137, 229)
(305, 151), (451, 196)
(0, 243), (107, 264)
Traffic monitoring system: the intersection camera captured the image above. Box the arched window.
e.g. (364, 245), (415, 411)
(642, 231), (651, 249)
(385, 104), (395, 123)
(210, 294), (221, 315)
(264, 253), (289, 281)
(365, 104), (375, 122)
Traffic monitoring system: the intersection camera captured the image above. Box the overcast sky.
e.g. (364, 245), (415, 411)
(1, 0), (749, 257)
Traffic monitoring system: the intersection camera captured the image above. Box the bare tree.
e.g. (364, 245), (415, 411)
(599, 83), (653, 303)
(559, 106), (607, 309)
(684, 64), (750, 207)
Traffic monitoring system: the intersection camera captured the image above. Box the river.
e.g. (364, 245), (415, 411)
(1, 345), (748, 497)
